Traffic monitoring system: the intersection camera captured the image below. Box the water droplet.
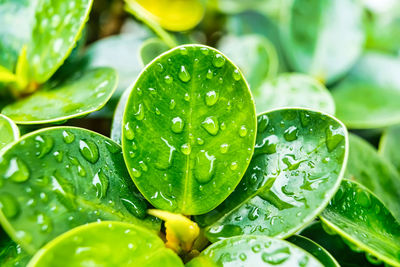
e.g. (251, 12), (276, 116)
(194, 150), (216, 184)
(299, 255), (309, 267)
(169, 99), (176, 110)
(200, 47), (209, 55)
(197, 138), (204, 145)
(51, 15), (61, 28)
(252, 244), (261, 253)
(53, 151), (63, 163)
(36, 212), (53, 233)
(79, 139), (99, 164)
(178, 65), (191, 82)
(52, 38), (63, 53)
(232, 69), (241, 81)
(184, 93), (190, 101)
(124, 122), (135, 140)
(35, 135), (54, 158)
(156, 63), (164, 72)
(155, 108), (161, 115)
(254, 135), (278, 156)
(213, 54), (226, 68)
(220, 143), (229, 154)
(92, 169), (109, 199)
(155, 137), (176, 170)
(284, 126), (299, 141)
(62, 130), (75, 144)
(205, 91), (219, 106)
(230, 162), (238, 170)
(356, 190), (371, 208)
(325, 125), (344, 152)
(201, 116), (219, 136)
(139, 161), (148, 172)
(261, 247), (290, 264)
(239, 253), (247, 261)
(239, 125), (248, 137)
(181, 143), (191, 155)
(164, 75), (173, 84)
(179, 47), (188, 55)
(171, 117), (185, 133)
(131, 168), (142, 178)
(50, 171), (77, 210)
(4, 157), (30, 183)
(135, 104), (144, 121)
(0, 193), (20, 218)
(206, 69), (213, 80)
(248, 207), (259, 221)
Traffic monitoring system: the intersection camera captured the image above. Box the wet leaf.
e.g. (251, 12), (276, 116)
(186, 235), (323, 266)
(2, 67), (117, 124)
(196, 108), (348, 241)
(332, 53), (400, 129)
(0, 114), (19, 151)
(27, 221), (183, 267)
(253, 73), (335, 114)
(280, 0), (365, 84)
(140, 38), (169, 66)
(0, 228), (30, 267)
(0, 127), (159, 254)
(346, 133), (400, 222)
(321, 179), (400, 266)
(379, 125), (400, 174)
(122, 44), (257, 215)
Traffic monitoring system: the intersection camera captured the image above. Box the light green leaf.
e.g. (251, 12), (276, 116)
(379, 125), (400, 174)
(139, 37), (169, 66)
(0, 114), (19, 152)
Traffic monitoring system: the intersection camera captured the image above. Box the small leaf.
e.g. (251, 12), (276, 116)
(253, 73), (335, 114)
(140, 38), (169, 66)
(0, 127), (159, 254)
(320, 179), (400, 266)
(27, 221), (184, 267)
(0, 114), (19, 152)
(27, 0), (93, 84)
(186, 235), (323, 267)
(346, 133), (400, 223)
(379, 125), (400, 174)
(122, 44), (257, 215)
(196, 108), (348, 241)
(2, 67), (118, 125)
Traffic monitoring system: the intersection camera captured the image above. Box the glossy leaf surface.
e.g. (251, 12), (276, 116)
(0, 127), (158, 254)
(287, 235), (339, 267)
(253, 73), (335, 114)
(122, 44), (257, 215)
(379, 125), (400, 174)
(2, 67), (117, 124)
(0, 228), (30, 267)
(346, 133), (400, 222)
(196, 108), (348, 241)
(281, 0), (365, 83)
(27, 221), (183, 267)
(187, 235), (323, 267)
(321, 180), (400, 266)
(27, 0), (93, 83)
(218, 34), (278, 91)
(0, 114), (19, 151)
(332, 53), (400, 129)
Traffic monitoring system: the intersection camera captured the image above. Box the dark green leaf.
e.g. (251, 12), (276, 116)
(122, 44), (257, 215)
(196, 108), (348, 241)
(27, 221), (183, 267)
(0, 114), (19, 151)
(0, 228), (30, 267)
(321, 179), (400, 266)
(379, 125), (400, 174)
(0, 127), (158, 254)
(2, 67), (117, 124)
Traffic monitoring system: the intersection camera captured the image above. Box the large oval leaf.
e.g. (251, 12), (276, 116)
(27, 0), (93, 84)
(122, 44), (257, 215)
(0, 228), (30, 267)
(187, 235), (323, 267)
(218, 34), (278, 91)
(287, 235), (339, 267)
(2, 67), (117, 124)
(346, 133), (400, 222)
(27, 221), (183, 267)
(379, 125), (400, 174)
(0, 114), (19, 151)
(332, 53), (400, 129)
(320, 179), (400, 266)
(196, 108), (348, 241)
(253, 73), (335, 114)
(280, 0), (365, 83)
(0, 127), (158, 254)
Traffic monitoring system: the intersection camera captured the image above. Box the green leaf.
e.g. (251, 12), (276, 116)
(300, 221), (383, 267)
(0, 127), (159, 254)
(196, 108), (348, 241)
(332, 53), (400, 129)
(27, 221), (183, 267)
(0, 228), (30, 267)
(111, 87), (131, 145)
(320, 179), (400, 266)
(280, 0), (365, 84)
(0, 65), (17, 83)
(140, 37), (169, 66)
(2, 67), (118, 124)
(287, 235), (339, 267)
(379, 125), (400, 174)
(218, 34), (278, 91)
(346, 133), (400, 222)
(253, 73), (335, 114)
(27, 0), (93, 84)
(0, 114), (19, 152)
(122, 44), (257, 215)
(186, 235), (323, 267)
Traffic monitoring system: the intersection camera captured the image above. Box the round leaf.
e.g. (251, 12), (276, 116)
(27, 221), (183, 267)
(0, 114), (19, 151)
(196, 108), (348, 241)
(320, 179), (400, 266)
(346, 133), (400, 223)
(27, 0), (93, 84)
(0, 127), (158, 254)
(122, 44), (257, 215)
(332, 53), (400, 129)
(379, 125), (400, 174)
(287, 235), (339, 267)
(2, 67), (117, 124)
(280, 0), (365, 84)
(187, 235), (323, 267)
(254, 73), (335, 114)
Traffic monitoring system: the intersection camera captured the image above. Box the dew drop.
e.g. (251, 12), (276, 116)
(232, 69), (241, 81)
(155, 108), (161, 115)
(201, 116), (219, 136)
(169, 99), (176, 110)
(35, 135), (54, 158)
(184, 92), (190, 101)
(261, 248), (290, 264)
(0, 193), (20, 219)
(36, 212), (53, 233)
(254, 135), (278, 156)
(135, 103), (144, 121)
(200, 47), (209, 55)
(356, 190), (371, 208)
(179, 47), (188, 55)
(248, 207), (259, 221)
(220, 143), (229, 154)
(178, 65), (191, 82)
(239, 253), (247, 261)
(92, 169), (109, 199)
(206, 69), (213, 80)
(53, 151), (63, 163)
(194, 150), (216, 184)
(131, 167), (142, 178)
(62, 130), (75, 144)
(197, 138), (204, 145)
(181, 143), (191, 155)
(325, 125), (344, 152)
(239, 125), (248, 137)
(284, 126), (299, 141)
(213, 54), (226, 68)
(4, 157), (30, 183)
(257, 114), (269, 133)
(171, 117), (185, 133)
(205, 91), (219, 106)
(164, 75), (173, 84)
(79, 139), (99, 164)
(155, 137), (176, 170)
(124, 122), (135, 140)
(252, 244), (261, 253)
(230, 162), (238, 170)
(139, 161), (148, 172)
